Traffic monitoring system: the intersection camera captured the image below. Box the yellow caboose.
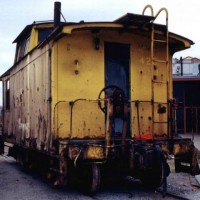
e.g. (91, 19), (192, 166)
(0, 2), (197, 195)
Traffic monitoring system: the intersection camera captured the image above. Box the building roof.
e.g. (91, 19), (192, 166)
(183, 56), (200, 62)
(173, 75), (200, 81)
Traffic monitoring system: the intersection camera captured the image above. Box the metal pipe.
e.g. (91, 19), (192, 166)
(180, 57), (183, 76)
(135, 101), (141, 139)
(105, 100), (113, 157)
(54, 1), (61, 29)
(142, 5), (154, 16)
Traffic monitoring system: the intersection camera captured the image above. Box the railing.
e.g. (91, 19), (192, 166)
(53, 99), (105, 139)
(53, 98), (172, 140)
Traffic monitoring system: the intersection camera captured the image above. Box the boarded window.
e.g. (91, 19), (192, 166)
(6, 80), (10, 110)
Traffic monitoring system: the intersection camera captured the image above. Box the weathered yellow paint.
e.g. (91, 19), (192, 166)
(1, 40), (51, 148)
(29, 27), (38, 52)
(52, 31), (105, 138)
(62, 23), (124, 34)
(28, 23), (54, 52)
(1, 15), (192, 151)
(86, 146), (104, 159)
(130, 32), (170, 138)
(169, 33), (192, 48)
(50, 28), (179, 140)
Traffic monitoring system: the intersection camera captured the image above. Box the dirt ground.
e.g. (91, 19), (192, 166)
(166, 159), (200, 199)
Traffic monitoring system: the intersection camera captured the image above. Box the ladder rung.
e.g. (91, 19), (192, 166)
(154, 102), (168, 104)
(153, 121), (168, 124)
(152, 58), (168, 63)
(153, 39), (167, 43)
(152, 81), (168, 84)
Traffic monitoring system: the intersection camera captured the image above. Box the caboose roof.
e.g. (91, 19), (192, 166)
(13, 13), (194, 46)
(1, 13), (194, 79)
(114, 13), (155, 25)
(52, 13), (194, 53)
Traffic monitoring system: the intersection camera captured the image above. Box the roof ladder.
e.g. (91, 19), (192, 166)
(143, 6), (169, 139)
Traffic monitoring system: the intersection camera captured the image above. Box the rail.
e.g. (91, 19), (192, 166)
(53, 99), (105, 139)
(53, 98), (174, 140)
(142, 5), (154, 16)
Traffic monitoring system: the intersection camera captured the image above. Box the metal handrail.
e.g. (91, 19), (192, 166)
(142, 4), (154, 16)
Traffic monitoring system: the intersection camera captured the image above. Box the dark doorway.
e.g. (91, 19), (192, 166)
(104, 42), (130, 98)
(104, 42), (130, 135)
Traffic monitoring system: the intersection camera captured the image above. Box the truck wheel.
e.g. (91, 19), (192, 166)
(77, 163), (101, 196)
(141, 160), (169, 190)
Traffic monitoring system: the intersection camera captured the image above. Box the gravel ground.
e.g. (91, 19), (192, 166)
(166, 165), (200, 200)
(1, 154), (200, 200)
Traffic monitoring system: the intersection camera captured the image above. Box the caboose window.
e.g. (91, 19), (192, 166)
(24, 37), (30, 55)
(16, 36), (30, 62)
(5, 80), (10, 111)
(38, 29), (52, 43)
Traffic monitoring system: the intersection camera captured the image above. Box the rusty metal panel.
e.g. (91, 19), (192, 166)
(27, 48), (50, 150)
(130, 33), (170, 138)
(71, 100), (105, 138)
(53, 99), (105, 139)
(52, 31), (105, 138)
(2, 44), (51, 150)
(2, 26), (175, 146)
(131, 35), (152, 101)
(53, 101), (71, 138)
(51, 31), (104, 102)
(51, 29), (173, 140)
(131, 102), (153, 137)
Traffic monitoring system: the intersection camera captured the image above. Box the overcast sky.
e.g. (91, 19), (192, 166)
(0, 0), (200, 104)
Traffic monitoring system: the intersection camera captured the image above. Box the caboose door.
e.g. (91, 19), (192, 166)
(104, 42), (130, 98)
(104, 42), (130, 135)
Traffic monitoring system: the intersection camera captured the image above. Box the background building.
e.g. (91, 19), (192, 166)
(173, 56), (200, 134)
